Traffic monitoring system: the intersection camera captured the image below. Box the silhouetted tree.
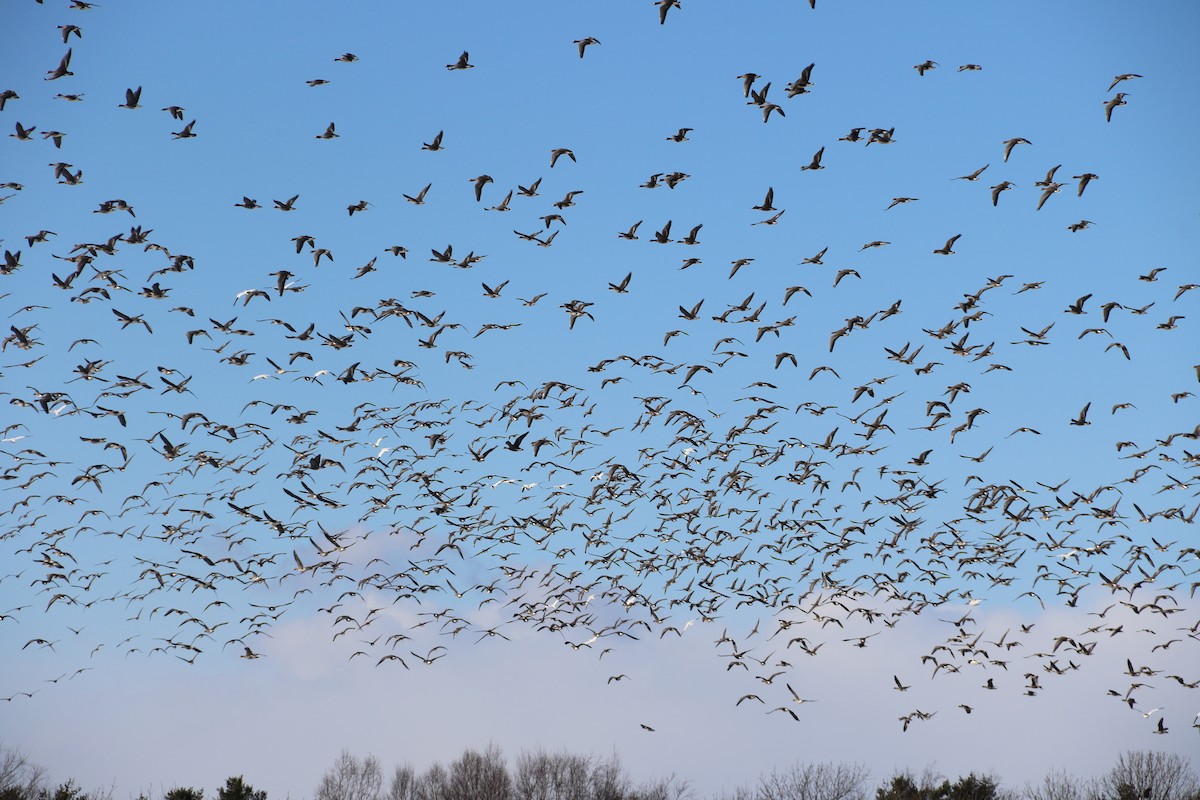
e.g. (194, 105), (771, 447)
(216, 777), (265, 800)
(877, 771), (1003, 800)
(513, 751), (594, 800)
(0, 745), (47, 800)
(627, 773), (690, 800)
(387, 766), (419, 800)
(317, 751), (383, 800)
(948, 775), (1002, 800)
(39, 780), (112, 800)
(588, 754), (629, 800)
(415, 763), (450, 800)
(164, 788), (204, 800)
(1090, 753), (1199, 800)
(8, 741), (1200, 800)
(758, 762), (871, 800)
(876, 772), (948, 800)
(1023, 770), (1086, 800)
(447, 745), (511, 800)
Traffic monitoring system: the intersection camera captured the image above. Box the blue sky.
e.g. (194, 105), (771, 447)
(1, 0), (1199, 796)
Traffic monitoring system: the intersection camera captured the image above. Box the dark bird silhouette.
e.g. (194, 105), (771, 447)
(1070, 402), (1092, 426)
(932, 234), (961, 255)
(955, 164), (989, 181)
(574, 37), (600, 58)
(447, 51), (474, 70)
(46, 49), (73, 80)
(1103, 93), (1129, 122)
(800, 147), (825, 171)
(1001, 137), (1031, 162)
(118, 86), (141, 109)
(655, 0), (680, 25)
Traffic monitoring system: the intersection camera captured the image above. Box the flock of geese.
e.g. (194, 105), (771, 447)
(2, 0), (1199, 741)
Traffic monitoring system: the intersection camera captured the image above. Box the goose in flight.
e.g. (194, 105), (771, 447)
(470, 175), (493, 202)
(678, 224), (703, 245)
(118, 86), (141, 109)
(446, 51), (474, 70)
(422, 131), (444, 151)
(1104, 93), (1129, 122)
(753, 210), (785, 226)
(955, 164), (989, 181)
(403, 183), (431, 205)
(607, 273), (632, 293)
(1001, 137), (1031, 162)
(785, 684), (817, 704)
(800, 147), (825, 171)
(786, 63), (815, 96)
(617, 220), (642, 240)
(46, 49), (73, 80)
(1036, 182), (1063, 210)
(655, 0), (680, 25)
(1063, 293), (1092, 314)
(574, 37), (600, 58)
(801, 246), (828, 264)
(1072, 172), (1098, 196)
(990, 181), (1014, 206)
(11, 122), (37, 141)
(1108, 73), (1142, 91)
(932, 234), (961, 255)
(549, 148), (576, 168)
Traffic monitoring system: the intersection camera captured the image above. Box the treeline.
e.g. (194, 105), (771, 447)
(2, 745), (1198, 800)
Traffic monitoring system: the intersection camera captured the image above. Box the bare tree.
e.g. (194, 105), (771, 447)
(1023, 770), (1086, 800)
(628, 774), (690, 800)
(0, 745), (46, 800)
(1090, 752), (1199, 800)
(317, 751), (383, 800)
(513, 751), (594, 800)
(759, 763), (871, 800)
(447, 745), (511, 800)
(588, 754), (629, 800)
(388, 766), (420, 800)
(414, 764), (450, 800)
